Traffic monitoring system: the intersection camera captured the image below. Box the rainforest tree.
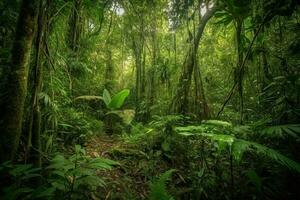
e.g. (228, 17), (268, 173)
(0, 0), (299, 199)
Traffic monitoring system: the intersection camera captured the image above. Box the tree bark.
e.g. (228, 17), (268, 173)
(132, 16), (146, 122)
(234, 19), (244, 124)
(0, 0), (39, 162)
(67, 0), (82, 51)
(171, 6), (218, 114)
(194, 60), (210, 119)
(26, 0), (47, 167)
(104, 48), (114, 91)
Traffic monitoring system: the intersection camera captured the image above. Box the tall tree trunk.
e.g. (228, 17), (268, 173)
(133, 17), (146, 122)
(26, 0), (47, 167)
(104, 48), (114, 91)
(234, 19), (244, 124)
(171, 6), (218, 114)
(68, 0), (82, 51)
(146, 15), (159, 120)
(193, 3), (210, 120)
(133, 40), (141, 101)
(133, 38), (144, 121)
(194, 60), (210, 120)
(0, 0), (39, 162)
(104, 12), (114, 91)
(66, 0), (82, 96)
(259, 37), (272, 96)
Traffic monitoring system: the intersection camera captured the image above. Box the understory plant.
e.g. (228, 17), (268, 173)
(76, 89), (134, 134)
(0, 145), (119, 200)
(175, 120), (300, 173)
(149, 169), (175, 200)
(101, 89), (134, 133)
(175, 120), (300, 198)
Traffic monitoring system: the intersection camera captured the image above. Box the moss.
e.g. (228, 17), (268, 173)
(0, 0), (39, 162)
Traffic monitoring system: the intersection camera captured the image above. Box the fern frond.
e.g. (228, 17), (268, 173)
(202, 120), (232, 128)
(241, 140), (300, 173)
(175, 125), (206, 133)
(149, 169), (175, 200)
(176, 127), (300, 173)
(261, 124), (300, 139)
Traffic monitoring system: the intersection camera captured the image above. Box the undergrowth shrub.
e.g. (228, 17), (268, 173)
(0, 145), (118, 200)
(58, 107), (104, 145)
(175, 120), (300, 199)
(123, 115), (190, 163)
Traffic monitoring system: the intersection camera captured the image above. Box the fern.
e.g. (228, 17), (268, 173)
(202, 120), (233, 128)
(176, 125), (300, 173)
(261, 124), (300, 139)
(242, 140), (300, 173)
(149, 169), (175, 200)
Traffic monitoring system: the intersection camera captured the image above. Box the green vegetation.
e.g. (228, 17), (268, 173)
(0, 0), (299, 199)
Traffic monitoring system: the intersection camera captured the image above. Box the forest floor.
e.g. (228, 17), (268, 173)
(84, 135), (151, 199)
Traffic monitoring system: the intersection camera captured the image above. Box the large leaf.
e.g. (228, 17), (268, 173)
(103, 89), (111, 107)
(108, 89), (130, 110)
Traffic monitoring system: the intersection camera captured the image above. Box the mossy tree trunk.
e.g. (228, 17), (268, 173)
(0, 0), (39, 162)
(171, 6), (218, 115)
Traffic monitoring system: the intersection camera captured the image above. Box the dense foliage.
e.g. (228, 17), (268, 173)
(0, 0), (299, 199)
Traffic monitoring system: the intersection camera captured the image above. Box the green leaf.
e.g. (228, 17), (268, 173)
(21, 173), (42, 180)
(175, 125), (206, 133)
(103, 89), (111, 107)
(75, 144), (86, 155)
(232, 139), (250, 162)
(261, 124), (300, 139)
(177, 131), (196, 136)
(245, 170), (262, 192)
(3, 187), (34, 200)
(245, 140), (300, 173)
(31, 187), (56, 198)
(51, 170), (66, 178)
(51, 181), (66, 191)
(176, 125), (300, 173)
(202, 120), (233, 128)
(149, 169), (175, 200)
(108, 89), (130, 110)
(161, 141), (171, 152)
(77, 176), (106, 187)
(9, 164), (33, 177)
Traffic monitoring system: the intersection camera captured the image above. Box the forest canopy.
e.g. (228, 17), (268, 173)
(0, 0), (299, 199)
